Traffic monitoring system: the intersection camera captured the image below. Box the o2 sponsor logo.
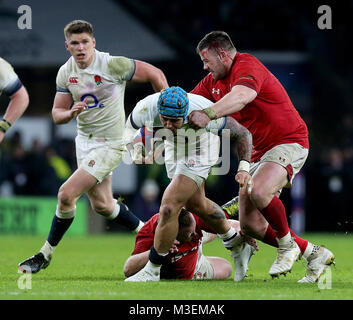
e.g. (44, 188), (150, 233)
(80, 94), (104, 109)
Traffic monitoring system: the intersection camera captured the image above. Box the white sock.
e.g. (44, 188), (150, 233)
(105, 201), (120, 220)
(133, 220), (145, 233)
(218, 226), (237, 240)
(40, 241), (55, 261)
(303, 242), (314, 260)
(276, 231), (292, 247)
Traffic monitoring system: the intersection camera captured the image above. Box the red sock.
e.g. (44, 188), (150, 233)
(263, 225), (278, 248)
(290, 229), (308, 254)
(260, 197), (290, 239)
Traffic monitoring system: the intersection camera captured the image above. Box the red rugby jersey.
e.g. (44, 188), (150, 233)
(191, 52), (309, 162)
(132, 213), (214, 279)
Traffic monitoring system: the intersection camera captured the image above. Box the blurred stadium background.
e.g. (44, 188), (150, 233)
(0, 0), (352, 238)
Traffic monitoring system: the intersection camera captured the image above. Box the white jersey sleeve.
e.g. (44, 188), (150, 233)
(124, 92), (161, 145)
(0, 58), (22, 96)
(107, 56), (135, 82)
(56, 64), (71, 94)
(186, 93), (227, 132)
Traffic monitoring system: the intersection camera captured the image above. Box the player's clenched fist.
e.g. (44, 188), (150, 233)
(187, 110), (211, 129)
(70, 98), (88, 119)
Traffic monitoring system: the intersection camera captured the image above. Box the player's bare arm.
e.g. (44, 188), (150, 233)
(224, 116), (253, 193)
(52, 93), (87, 124)
(131, 60), (169, 92)
(212, 85), (257, 118)
(0, 86), (29, 143)
(188, 85), (257, 128)
(2, 86), (29, 124)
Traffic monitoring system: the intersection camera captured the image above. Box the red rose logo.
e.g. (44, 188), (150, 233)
(94, 75), (102, 85)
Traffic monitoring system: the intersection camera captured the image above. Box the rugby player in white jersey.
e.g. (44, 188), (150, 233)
(18, 20), (168, 274)
(123, 87), (255, 282)
(0, 57), (29, 144)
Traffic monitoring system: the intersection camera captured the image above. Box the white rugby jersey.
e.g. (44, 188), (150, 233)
(0, 58), (22, 97)
(124, 92), (227, 166)
(56, 49), (135, 142)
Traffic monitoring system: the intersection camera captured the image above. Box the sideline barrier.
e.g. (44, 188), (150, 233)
(0, 197), (88, 235)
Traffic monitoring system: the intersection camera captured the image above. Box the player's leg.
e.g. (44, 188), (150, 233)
(18, 168), (97, 273)
(186, 187), (256, 282)
(154, 174), (198, 253)
(205, 257), (233, 279)
(87, 176), (144, 233)
(250, 161), (292, 237)
(243, 162), (301, 277)
(185, 182), (235, 236)
(125, 174), (199, 282)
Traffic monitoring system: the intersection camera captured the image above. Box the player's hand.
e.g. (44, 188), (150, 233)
(235, 171), (253, 194)
(187, 110), (211, 129)
(169, 240), (180, 253)
(70, 98), (88, 119)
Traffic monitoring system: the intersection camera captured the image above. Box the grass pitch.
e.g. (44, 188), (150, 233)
(0, 233), (352, 300)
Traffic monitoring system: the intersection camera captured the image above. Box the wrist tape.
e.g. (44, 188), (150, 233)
(237, 160), (250, 173)
(0, 119), (12, 133)
(203, 106), (217, 120)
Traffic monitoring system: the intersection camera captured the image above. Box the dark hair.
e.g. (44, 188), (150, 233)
(64, 20), (94, 40)
(178, 209), (194, 229)
(196, 31), (235, 54)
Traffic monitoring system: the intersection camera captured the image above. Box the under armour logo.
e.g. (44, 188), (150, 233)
(212, 88), (220, 95)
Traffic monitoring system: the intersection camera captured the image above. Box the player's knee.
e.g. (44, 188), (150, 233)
(249, 185), (269, 208)
(123, 262), (133, 277)
(58, 187), (75, 207)
(159, 204), (178, 221)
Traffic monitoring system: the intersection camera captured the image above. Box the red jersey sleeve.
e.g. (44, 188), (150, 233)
(191, 78), (214, 101)
(193, 214), (215, 234)
(132, 214), (159, 255)
(230, 55), (267, 93)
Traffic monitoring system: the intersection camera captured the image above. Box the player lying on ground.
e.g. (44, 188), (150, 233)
(124, 208), (258, 281)
(18, 19), (168, 274)
(123, 86), (254, 282)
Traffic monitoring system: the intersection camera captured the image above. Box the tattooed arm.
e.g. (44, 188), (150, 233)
(224, 116), (253, 193)
(224, 116), (252, 163)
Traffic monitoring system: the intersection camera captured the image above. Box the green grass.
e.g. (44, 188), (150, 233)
(0, 233), (352, 300)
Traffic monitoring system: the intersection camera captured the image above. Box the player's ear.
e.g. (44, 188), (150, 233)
(92, 37), (96, 48)
(65, 41), (69, 51)
(218, 49), (227, 61)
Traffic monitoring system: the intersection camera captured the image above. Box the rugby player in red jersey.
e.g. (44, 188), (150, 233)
(188, 31), (334, 282)
(124, 209), (256, 281)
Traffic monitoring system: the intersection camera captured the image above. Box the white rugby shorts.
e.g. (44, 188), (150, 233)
(250, 143), (309, 187)
(193, 252), (215, 280)
(75, 135), (125, 183)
